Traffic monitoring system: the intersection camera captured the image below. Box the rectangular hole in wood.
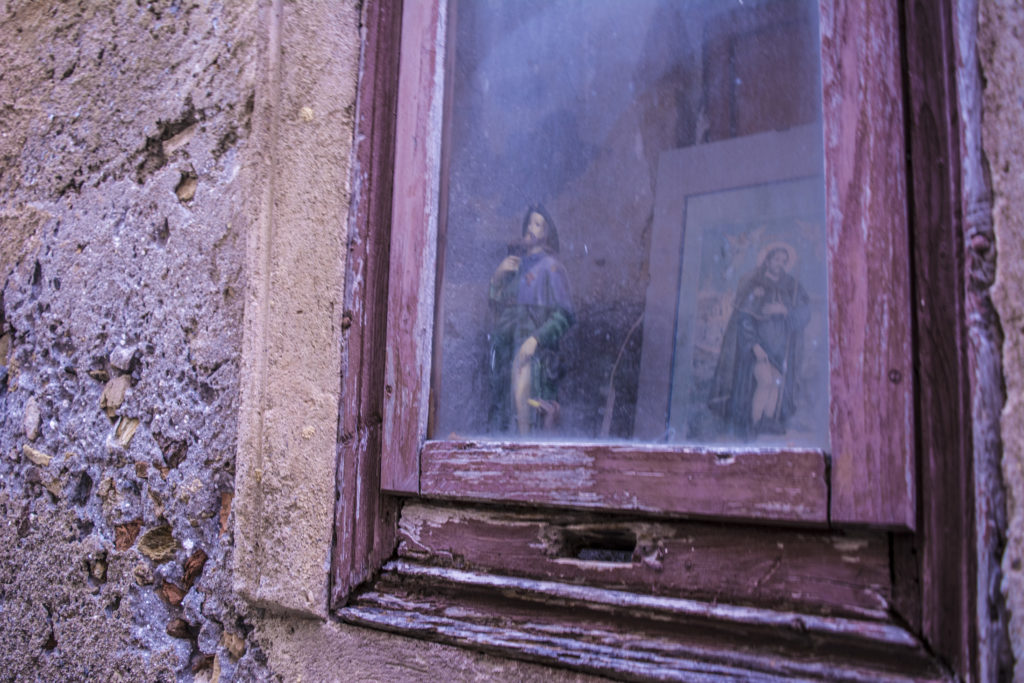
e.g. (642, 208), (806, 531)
(556, 527), (637, 563)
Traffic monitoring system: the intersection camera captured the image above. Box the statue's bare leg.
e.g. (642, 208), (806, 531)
(513, 357), (532, 434)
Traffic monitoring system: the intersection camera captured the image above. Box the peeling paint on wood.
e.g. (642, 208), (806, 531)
(331, 0), (404, 606)
(420, 441), (828, 523)
(341, 2), (994, 679)
(388, 559), (910, 646)
(381, 0), (448, 495)
(341, 560), (949, 682)
(951, 0), (1012, 678)
(398, 502), (891, 619)
(820, 1), (916, 529)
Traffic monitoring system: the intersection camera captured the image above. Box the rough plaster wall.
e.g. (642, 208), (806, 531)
(255, 617), (606, 683)
(0, 0), (271, 679)
(981, 0), (1024, 677)
(0, 1), (600, 681)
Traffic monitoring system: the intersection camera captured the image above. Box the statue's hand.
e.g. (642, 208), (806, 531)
(762, 301), (788, 316)
(494, 256), (521, 279)
(516, 336), (538, 364)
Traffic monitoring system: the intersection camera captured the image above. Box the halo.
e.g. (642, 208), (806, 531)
(757, 241), (797, 272)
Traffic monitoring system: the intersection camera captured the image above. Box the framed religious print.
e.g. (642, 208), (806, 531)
(635, 124), (829, 448)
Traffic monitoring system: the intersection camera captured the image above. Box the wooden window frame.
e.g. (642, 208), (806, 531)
(381, 0), (914, 530)
(331, 0), (1008, 680)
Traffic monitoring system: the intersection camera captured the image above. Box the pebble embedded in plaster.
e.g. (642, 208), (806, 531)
(23, 444), (52, 467)
(23, 397), (41, 441)
(100, 375), (131, 418)
(109, 345), (137, 373)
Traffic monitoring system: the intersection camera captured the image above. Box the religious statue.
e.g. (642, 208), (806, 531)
(708, 243), (810, 438)
(487, 205), (575, 435)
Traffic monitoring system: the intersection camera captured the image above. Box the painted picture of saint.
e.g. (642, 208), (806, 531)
(707, 243), (810, 438)
(487, 205), (575, 435)
(651, 172), (829, 448)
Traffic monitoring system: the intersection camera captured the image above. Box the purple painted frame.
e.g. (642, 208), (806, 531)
(331, 0), (1004, 678)
(379, 1), (915, 528)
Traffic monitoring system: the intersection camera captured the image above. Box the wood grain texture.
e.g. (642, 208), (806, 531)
(398, 501), (891, 619)
(903, 0), (973, 675)
(381, 0), (448, 494)
(331, 0), (403, 606)
(420, 440), (827, 523)
(340, 560), (949, 682)
(821, 2), (916, 528)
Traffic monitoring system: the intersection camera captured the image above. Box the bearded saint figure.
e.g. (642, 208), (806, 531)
(708, 243), (810, 439)
(487, 204), (575, 435)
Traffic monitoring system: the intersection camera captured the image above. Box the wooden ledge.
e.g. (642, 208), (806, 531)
(339, 560), (950, 681)
(420, 440), (829, 524)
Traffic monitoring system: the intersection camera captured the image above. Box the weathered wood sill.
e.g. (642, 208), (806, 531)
(338, 559), (951, 682)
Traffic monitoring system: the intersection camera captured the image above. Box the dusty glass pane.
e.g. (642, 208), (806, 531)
(433, 0), (828, 448)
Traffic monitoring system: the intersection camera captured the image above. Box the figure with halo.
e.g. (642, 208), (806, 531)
(708, 242), (810, 438)
(487, 204), (575, 435)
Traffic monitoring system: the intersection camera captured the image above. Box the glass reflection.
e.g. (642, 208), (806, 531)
(433, 0), (827, 448)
